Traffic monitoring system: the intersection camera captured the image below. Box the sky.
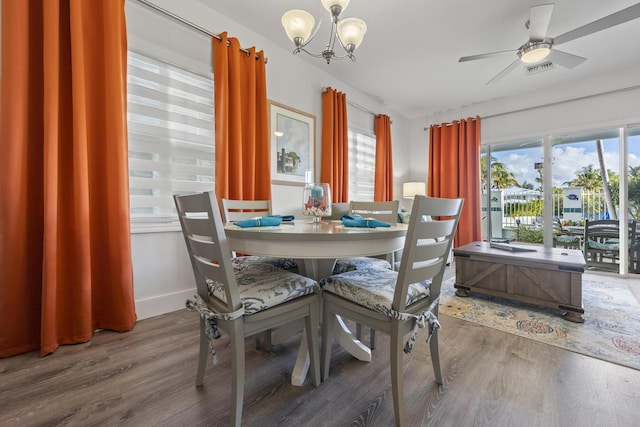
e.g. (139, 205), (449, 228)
(491, 136), (640, 188)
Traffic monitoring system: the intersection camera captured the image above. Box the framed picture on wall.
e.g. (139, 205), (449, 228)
(269, 100), (316, 186)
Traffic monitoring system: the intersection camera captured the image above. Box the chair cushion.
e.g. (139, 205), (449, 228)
(320, 269), (431, 316)
(587, 240), (619, 251)
(231, 255), (298, 272)
(333, 257), (392, 274)
(554, 235), (580, 244)
(207, 263), (317, 315)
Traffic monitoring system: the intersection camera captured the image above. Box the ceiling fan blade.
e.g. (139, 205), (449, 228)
(528, 3), (554, 42)
(547, 49), (587, 69)
(486, 59), (521, 85)
(553, 3), (640, 45)
(459, 50), (516, 62)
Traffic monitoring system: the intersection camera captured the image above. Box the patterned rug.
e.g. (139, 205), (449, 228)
(439, 277), (640, 371)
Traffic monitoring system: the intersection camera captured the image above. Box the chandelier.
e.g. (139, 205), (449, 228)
(281, 0), (367, 64)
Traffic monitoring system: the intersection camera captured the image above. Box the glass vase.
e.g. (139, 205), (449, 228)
(302, 183), (332, 224)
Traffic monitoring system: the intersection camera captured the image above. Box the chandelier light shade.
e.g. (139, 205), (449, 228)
(281, 10), (315, 43)
(281, 0), (367, 64)
(402, 182), (427, 199)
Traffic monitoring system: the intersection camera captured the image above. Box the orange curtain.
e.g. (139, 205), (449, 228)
(374, 114), (394, 201)
(320, 87), (349, 202)
(0, 0), (136, 358)
(428, 117), (482, 247)
(213, 32), (270, 201)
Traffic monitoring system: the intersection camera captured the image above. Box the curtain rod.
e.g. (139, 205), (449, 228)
(133, 0), (265, 62)
(322, 87), (392, 122)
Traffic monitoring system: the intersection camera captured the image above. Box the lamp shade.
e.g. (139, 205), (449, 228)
(321, 0), (350, 13)
(337, 18), (367, 49)
(281, 10), (315, 43)
(403, 182), (426, 199)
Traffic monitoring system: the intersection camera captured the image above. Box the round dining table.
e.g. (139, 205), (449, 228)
(225, 219), (408, 386)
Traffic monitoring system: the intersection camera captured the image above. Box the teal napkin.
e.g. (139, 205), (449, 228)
(234, 216), (283, 228)
(341, 214), (391, 228)
(274, 215), (295, 222)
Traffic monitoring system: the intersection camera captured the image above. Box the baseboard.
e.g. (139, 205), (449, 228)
(135, 288), (195, 320)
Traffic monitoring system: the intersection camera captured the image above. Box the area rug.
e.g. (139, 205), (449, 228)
(439, 277), (640, 371)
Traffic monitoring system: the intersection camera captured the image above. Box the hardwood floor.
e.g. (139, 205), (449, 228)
(2, 268), (639, 426)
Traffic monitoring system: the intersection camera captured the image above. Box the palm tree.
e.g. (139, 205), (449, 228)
(567, 165), (602, 190)
(481, 155), (519, 189)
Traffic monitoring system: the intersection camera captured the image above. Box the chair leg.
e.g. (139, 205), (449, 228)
(321, 302), (336, 382)
(370, 328), (376, 350)
(390, 321), (405, 427)
(305, 299), (321, 387)
(355, 323), (363, 340)
(430, 306), (443, 385)
(429, 329), (443, 385)
(229, 320), (245, 427)
(196, 318), (208, 387)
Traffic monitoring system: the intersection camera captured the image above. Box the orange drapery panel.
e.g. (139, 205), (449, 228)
(213, 32), (270, 201)
(374, 114), (394, 201)
(0, 0), (136, 357)
(428, 117), (482, 247)
(320, 87), (349, 202)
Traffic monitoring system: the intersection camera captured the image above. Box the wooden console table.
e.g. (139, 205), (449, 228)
(453, 241), (586, 322)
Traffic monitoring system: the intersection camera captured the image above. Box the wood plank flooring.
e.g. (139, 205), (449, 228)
(2, 270), (639, 426)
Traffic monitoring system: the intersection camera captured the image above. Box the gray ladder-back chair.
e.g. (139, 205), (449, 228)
(221, 198), (298, 272)
(320, 195), (463, 427)
(334, 200), (400, 347)
(175, 191), (320, 427)
(333, 200), (400, 274)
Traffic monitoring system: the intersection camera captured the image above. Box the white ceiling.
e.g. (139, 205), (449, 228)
(200, 1), (640, 119)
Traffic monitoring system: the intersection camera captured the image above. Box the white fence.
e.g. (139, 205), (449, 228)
(500, 190), (608, 229)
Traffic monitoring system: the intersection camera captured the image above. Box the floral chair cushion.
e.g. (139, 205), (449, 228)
(207, 263), (318, 315)
(333, 257), (392, 274)
(231, 255), (298, 273)
(320, 268), (431, 317)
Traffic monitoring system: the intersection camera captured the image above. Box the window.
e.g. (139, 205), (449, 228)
(348, 129), (376, 201)
(127, 51), (214, 224)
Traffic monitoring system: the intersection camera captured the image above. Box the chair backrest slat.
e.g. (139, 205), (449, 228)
(222, 199), (272, 222)
(349, 200), (400, 224)
(393, 196), (463, 311)
(175, 192), (241, 310)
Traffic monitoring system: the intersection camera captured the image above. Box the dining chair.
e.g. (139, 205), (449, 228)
(333, 200), (400, 348)
(175, 191), (320, 427)
(320, 195), (463, 427)
(221, 198), (298, 273)
(333, 200), (400, 274)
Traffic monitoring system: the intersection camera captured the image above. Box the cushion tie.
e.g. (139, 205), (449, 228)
(388, 298), (441, 354)
(186, 294), (245, 364)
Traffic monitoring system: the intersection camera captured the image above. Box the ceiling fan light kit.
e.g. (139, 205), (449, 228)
(281, 0), (367, 64)
(459, 2), (640, 84)
(518, 41), (552, 63)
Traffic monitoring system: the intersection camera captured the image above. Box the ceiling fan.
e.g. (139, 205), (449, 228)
(459, 3), (640, 84)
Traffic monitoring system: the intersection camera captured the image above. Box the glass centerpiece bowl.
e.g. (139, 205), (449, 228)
(302, 183), (332, 224)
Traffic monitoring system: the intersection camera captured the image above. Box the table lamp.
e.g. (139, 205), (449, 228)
(402, 182), (426, 199)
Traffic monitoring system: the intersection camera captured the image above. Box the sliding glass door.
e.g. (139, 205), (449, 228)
(482, 125), (639, 275)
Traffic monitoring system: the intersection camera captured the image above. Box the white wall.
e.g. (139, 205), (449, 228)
(130, 0), (412, 319)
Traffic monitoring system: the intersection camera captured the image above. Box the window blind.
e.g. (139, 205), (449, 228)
(348, 130), (376, 201)
(127, 51), (214, 223)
